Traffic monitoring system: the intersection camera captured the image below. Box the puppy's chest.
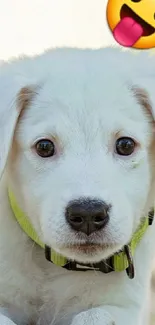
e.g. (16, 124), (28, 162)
(38, 269), (116, 324)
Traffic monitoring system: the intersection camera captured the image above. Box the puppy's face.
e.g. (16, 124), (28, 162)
(2, 49), (155, 263)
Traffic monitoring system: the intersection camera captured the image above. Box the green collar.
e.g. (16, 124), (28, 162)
(8, 189), (154, 279)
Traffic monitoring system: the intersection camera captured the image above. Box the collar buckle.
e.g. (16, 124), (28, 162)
(64, 259), (114, 273)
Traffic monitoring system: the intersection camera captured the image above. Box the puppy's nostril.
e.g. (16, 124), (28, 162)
(94, 215), (105, 223)
(69, 215), (84, 224)
(93, 213), (109, 231)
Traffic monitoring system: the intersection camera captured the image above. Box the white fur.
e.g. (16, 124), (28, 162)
(0, 47), (154, 325)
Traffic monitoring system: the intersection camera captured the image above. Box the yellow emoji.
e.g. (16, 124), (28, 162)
(106, 0), (155, 49)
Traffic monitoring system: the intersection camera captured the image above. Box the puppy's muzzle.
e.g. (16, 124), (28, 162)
(65, 198), (110, 235)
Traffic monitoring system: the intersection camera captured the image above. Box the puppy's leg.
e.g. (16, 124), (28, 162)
(0, 314), (17, 325)
(0, 307), (30, 325)
(70, 308), (115, 325)
(70, 305), (140, 325)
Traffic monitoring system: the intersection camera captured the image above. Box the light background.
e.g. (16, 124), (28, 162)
(0, 0), (118, 60)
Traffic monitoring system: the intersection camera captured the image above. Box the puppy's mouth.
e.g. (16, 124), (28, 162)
(57, 232), (119, 259)
(69, 243), (108, 253)
(64, 242), (114, 257)
(58, 241), (120, 264)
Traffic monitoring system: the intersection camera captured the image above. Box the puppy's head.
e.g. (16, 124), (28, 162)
(1, 49), (155, 263)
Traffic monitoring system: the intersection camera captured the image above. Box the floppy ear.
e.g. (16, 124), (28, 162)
(132, 77), (155, 121)
(0, 71), (36, 179)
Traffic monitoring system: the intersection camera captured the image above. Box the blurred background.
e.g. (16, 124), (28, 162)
(0, 0), (154, 322)
(0, 0), (115, 60)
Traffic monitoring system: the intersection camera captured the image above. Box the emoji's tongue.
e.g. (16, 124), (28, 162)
(113, 17), (143, 47)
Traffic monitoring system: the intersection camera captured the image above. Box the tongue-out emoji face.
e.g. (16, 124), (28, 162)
(106, 0), (155, 49)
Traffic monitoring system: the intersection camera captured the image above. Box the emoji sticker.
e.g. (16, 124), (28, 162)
(106, 0), (155, 49)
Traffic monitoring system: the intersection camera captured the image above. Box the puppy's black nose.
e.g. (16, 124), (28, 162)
(65, 198), (110, 236)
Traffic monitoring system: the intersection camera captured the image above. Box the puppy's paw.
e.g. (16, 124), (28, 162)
(0, 314), (17, 325)
(71, 309), (115, 325)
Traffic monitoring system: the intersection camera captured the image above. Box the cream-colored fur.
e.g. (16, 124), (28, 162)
(0, 48), (155, 325)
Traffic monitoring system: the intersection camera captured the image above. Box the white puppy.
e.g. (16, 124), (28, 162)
(0, 47), (155, 325)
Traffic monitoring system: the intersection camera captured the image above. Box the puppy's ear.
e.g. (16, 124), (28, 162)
(0, 72), (36, 178)
(132, 86), (154, 123)
(132, 77), (155, 125)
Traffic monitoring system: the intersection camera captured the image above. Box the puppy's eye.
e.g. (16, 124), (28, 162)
(35, 139), (55, 158)
(115, 137), (135, 156)
(131, 0), (141, 2)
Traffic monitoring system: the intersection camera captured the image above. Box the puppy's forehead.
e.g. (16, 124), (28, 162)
(24, 78), (143, 121)
(17, 62), (149, 145)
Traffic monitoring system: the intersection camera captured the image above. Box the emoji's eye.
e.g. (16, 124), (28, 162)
(131, 0), (141, 2)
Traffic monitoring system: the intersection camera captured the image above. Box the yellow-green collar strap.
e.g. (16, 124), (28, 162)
(8, 189), (154, 279)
